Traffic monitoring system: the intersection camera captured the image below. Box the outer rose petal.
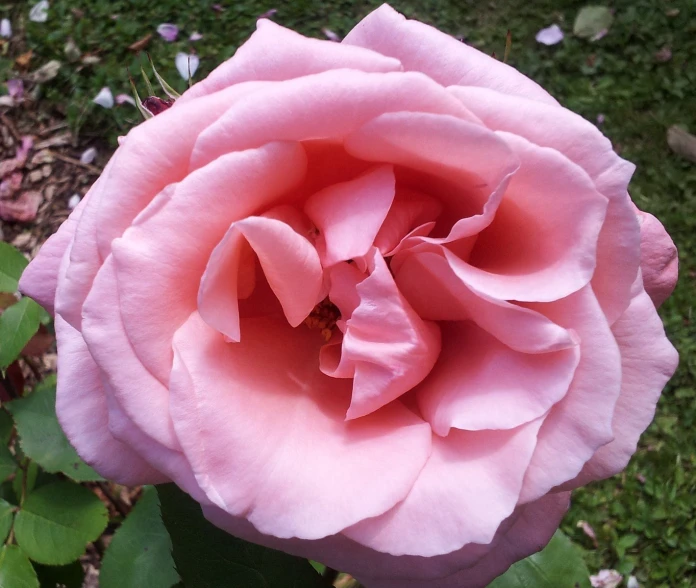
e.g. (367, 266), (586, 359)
(169, 313), (432, 540)
(520, 287), (622, 503)
(636, 210), (678, 307)
(54, 315), (165, 486)
(565, 287), (678, 487)
(180, 18), (402, 102)
(55, 81), (268, 329)
(191, 70), (474, 170)
(344, 4), (557, 105)
(18, 190), (89, 313)
(343, 419), (543, 556)
(359, 492), (571, 588)
(449, 86), (639, 323)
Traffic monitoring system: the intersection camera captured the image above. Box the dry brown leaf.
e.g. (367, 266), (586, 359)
(667, 126), (696, 164)
(15, 50), (33, 68)
(128, 33), (153, 52)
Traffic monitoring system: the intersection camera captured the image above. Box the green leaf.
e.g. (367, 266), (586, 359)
(34, 561), (84, 588)
(157, 484), (332, 588)
(573, 6), (614, 39)
(0, 545), (39, 588)
(14, 481), (108, 565)
(0, 499), (15, 543)
(101, 486), (180, 588)
(488, 531), (591, 588)
(0, 298), (41, 370)
(7, 378), (102, 482)
(0, 243), (28, 294)
(0, 445), (16, 484)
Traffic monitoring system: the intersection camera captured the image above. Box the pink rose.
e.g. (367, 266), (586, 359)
(20, 5), (678, 586)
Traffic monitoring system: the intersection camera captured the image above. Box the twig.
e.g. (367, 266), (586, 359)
(0, 113), (21, 142)
(97, 482), (129, 518)
(47, 151), (102, 175)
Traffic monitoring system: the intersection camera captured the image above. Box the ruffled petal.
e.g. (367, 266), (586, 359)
(394, 250), (578, 354)
(453, 132), (608, 302)
(305, 165), (395, 267)
(566, 287), (678, 487)
(321, 249), (440, 419)
(169, 312), (432, 540)
(636, 210), (678, 307)
(449, 86), (639, 322)
(54, 315), (165, 485)
(417, 321), (579, 434)
(343, 419), (542, 556)
(191, 70), (473, 170)
(344, 112), (518, 240)
(199, 211), (323, 341)
(180, 18), (402, 102)
(519, 287), (622, 502)
(344, 4), (557, 105)
(111, 142), (307, 383)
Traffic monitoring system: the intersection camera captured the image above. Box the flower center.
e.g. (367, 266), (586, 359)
(303, 298), (340, 341)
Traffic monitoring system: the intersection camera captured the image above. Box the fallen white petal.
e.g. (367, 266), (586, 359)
(175, 52), (199, 80)
(80, 147), (97, 165)
(68, 194), (81, 210)
(322, 28), (340, 41)
(157, 23), (179, 42)
(115, 93), (136, 106)
(189, 32), (203, 41)
(590, 570), (623, 588)
(627, 576), (639, 588)
(92, 86), (114, 109)
(29, 0), (49, 23)
(0, 18), (11, 38)
(536, 24), (564, 45)
(7, 79), (24, 101)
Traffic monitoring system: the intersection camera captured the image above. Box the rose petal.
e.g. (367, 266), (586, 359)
(111, 142), (307, 383)
(393, 251), (579, 354)
(449, 86), (639, 322)
(566, 287), (678, 486)
(53, 315), (164, 485)
(305, 165), (395, 267)
(156, 23), (179, 42)
(343, 418), (542, 556)
(80, 147), (97, 165)
(29, 0), (49, 23)
(179, 18), (402, 103)
(199, 212), (323, 341)
(635, 210), (678, 307)
(92, 86), (114, 109)
(321, 249), (440, 419)
(519, 287), (622, 503)
(344, 111), (519, 243)
(535, 24), (564, 45)
(343, 4), (557, 105)
(169, 312), (432, 540)
(191, 70), (474, 170)
(448, 132), (608, 302)
(416, 321), (579, 434)
(115, 93), (136, 106)
(0, 19), (11, 38)
(176, 52), (199, 80)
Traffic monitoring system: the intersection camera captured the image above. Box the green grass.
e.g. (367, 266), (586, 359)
(3, 0), (696, 584)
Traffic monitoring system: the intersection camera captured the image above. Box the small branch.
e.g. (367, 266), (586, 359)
(96, 482), (129, 518)
(47, 151), (102, 175)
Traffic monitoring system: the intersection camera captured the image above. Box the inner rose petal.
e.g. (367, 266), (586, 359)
(199, 209), (323, 342)
(304, 165), (395, 267)
(344, 111), (519, 242)
(456, 132), (609, 302)
(320, 248), (441, 420)
(416, 322), (580, 434)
